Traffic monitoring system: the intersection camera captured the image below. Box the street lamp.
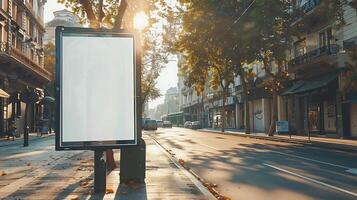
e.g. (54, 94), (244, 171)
(134, 12), (149, 31)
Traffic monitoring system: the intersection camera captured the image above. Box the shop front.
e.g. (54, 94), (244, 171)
(281, 73), (339, 135)
(209, 97), (236, 129)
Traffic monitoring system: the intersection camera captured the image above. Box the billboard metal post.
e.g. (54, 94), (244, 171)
(120, 33), (146, 183)
(94, 150), (106, 193)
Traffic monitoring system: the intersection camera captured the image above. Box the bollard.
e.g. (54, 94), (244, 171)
(24, 126), (29, 147)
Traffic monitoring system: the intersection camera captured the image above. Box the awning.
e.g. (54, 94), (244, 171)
(280, 81), (304, 96)
(281, 73), (338, 96)
(0, 89), (9, 98)
(344, 93), (357, 103)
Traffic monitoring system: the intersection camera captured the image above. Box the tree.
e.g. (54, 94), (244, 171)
(44, 42), (56, 133)
(44, 42), (55, 74)
(59, 0), (167, 170)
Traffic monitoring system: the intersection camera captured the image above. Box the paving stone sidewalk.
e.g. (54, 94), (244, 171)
(0, 133), (53, 147)
(0, 135), (213, 200)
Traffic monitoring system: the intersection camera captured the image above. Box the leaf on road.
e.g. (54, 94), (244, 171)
(70, 197), (79, 200)
(1, 171), (6, 176)
(178, 159), (185, 166)
(27, 163), (31, 166)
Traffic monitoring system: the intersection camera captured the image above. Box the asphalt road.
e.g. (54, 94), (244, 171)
(147, 127), (357, 200)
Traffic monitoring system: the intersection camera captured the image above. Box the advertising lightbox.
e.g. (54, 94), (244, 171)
(55, 27), (139, 150)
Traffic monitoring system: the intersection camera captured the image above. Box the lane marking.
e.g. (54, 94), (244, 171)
(346, 168), (357, 175)
(199, 143), (220, 151)
(264, 163), (357, 197)
(270, 150), (350, 169)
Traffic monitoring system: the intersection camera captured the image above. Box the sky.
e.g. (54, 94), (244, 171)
(44, 1), (178, 109)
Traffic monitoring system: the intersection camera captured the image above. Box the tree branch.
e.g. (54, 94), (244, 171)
(113, 0), (128, 30)
(98, 0), (105, 22)
(78, 0), (99, 27)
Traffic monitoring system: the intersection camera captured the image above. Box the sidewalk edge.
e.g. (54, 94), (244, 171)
(151, 136), (217, 200)
(199, 129), (357, 153)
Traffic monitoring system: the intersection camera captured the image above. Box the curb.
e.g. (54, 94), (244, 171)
(199, 129), (357, 153)
(150, 136), (217, 200)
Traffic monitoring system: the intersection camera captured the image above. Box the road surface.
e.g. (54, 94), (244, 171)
(147, 127), (357, 200)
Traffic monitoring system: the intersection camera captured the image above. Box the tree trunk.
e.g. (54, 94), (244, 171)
(241, 79), (251, 134)
(23, 103), (29, 146)
(268, 91), (278, 136)
(221, 91), (226, 132)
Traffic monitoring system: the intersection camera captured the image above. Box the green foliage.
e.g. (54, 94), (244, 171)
(58, 0), (167, 105)
(44, 42), (55, 74)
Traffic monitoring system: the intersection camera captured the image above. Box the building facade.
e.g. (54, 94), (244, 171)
(279, 0), (357, 138)
(0, 0), (50, 136)
(177, 0), (357, 138)
(44, 9), (80, 44)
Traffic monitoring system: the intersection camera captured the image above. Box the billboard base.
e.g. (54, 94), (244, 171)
(94, 150), (107, 193)
(120, 138), (146, 183)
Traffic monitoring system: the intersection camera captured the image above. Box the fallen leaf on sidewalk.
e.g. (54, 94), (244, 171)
(80, 161), (87, 163)
(27, 163), (31, 166)
(80, 181), (89, 187)
(1, 171), (6, 176)
(70, 198), (79, 200)
(106, 188), (114, 194)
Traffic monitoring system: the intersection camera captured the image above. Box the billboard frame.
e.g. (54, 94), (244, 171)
(55, 26), (141, 150)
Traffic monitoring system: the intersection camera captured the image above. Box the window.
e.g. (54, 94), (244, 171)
(318, 28), (334, 49)
(294, 39), (306, 57)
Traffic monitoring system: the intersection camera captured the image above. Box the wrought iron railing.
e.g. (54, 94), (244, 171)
(0, 42), (51, 80)
(300, 0), (321, 13)
(289, 44), (339, 66)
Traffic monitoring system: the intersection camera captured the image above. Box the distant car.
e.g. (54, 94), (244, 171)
(156, 120), (164, 128)
(163, 121), (172, 128)
(143, 120), (158, 130)
(191, 121), (201, 129)
(184, 121), (192, 128)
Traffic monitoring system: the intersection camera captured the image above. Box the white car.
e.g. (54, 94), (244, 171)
(184, 121), (192, 128)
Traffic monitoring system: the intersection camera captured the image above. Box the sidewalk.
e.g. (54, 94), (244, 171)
(0, 133), (53, 147)
(201, 128), (357, 152)
(1, 135), (214, 200)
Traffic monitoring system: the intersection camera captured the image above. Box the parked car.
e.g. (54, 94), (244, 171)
(163, 121), (173, 128)
(184, 121), (192, 128)
(156, 120), (164, 128)
(143, 120), (158, 130)
(191, 121), (201, 129)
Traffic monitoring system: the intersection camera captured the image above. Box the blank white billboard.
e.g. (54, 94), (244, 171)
(58, 30), (137, 148)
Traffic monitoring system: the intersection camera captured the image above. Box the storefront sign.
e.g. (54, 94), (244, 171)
(276, 121), (289, 133)
(55, 27), (139, 150)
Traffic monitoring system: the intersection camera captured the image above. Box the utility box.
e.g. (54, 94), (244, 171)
(120, 139), (146, 182)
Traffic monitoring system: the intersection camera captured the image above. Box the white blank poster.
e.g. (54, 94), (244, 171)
(61, 35), (135, 142)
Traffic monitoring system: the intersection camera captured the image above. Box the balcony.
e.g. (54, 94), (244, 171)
(300, 0), (321, 13)
(292, 0), (325, 28)
(0, 42), (51, 82)
(288, 44), (340, 74)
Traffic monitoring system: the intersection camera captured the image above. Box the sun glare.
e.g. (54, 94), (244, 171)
(134, 12), (149, 31)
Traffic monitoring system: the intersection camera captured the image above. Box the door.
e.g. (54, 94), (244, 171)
(351, 104), (357, 137)
(253, 99), (264, 132)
